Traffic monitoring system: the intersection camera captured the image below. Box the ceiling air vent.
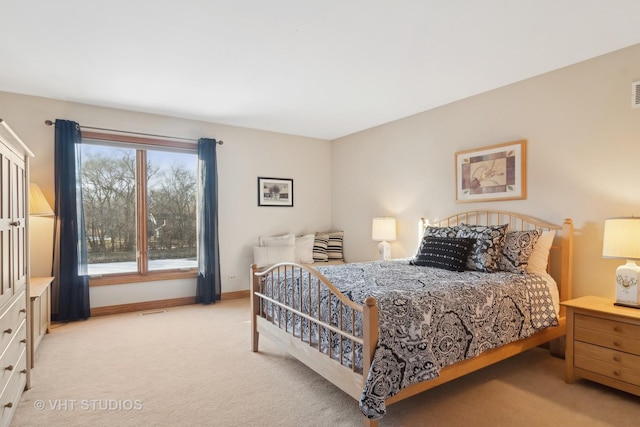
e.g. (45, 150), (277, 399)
(633, 81), (640, 108)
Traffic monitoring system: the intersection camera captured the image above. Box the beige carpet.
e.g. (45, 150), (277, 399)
(12, 298), (640, 426)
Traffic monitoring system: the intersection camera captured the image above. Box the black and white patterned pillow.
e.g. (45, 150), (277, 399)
(423, 225), (459, 239)
(411, 237), (473, 271)
(415, 226), (459, 258)
(456, 224), (508, 272)
(499, 229), (542, 273)
(312, 233), (329, 262)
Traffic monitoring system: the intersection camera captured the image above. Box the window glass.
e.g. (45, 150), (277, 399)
(146, 150), (197, 271)
(81, 140), (197, 277)
(82, 145), (137, 275)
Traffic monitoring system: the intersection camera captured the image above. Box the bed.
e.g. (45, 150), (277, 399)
(250, 210), (573, 426)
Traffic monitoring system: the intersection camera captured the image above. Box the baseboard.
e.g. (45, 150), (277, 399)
(90, 290), (250, 316)
(221, 290), (250, 300)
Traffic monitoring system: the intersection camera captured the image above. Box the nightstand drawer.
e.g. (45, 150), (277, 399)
(575, 353), (640, 386)
(576, 313), (640, 339)
(575, 341), (640, 372)
(575, 314), (640, 355)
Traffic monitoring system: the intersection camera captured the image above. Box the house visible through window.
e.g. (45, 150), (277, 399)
(80, 132), (198, 283)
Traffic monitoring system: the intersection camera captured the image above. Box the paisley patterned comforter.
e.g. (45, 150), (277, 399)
(263, 260), (558, 420)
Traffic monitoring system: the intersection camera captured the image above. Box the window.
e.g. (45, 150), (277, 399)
(80, 132), (198, 284)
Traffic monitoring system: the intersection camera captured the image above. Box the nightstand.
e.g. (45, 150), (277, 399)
(29, 277), (53, 368)
(562, 295), (640, 397)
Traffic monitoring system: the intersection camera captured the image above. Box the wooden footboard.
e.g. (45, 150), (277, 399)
(250, 262), (377, 400)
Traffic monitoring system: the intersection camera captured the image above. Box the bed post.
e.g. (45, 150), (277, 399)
(560, 218), (574, 314)
(250, 263), (260, 352)
(362, 296), (379, 427)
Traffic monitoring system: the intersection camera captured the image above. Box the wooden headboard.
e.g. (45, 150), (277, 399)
(419, 210), (574, 307)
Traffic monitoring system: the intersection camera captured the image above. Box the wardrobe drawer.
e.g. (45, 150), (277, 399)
(0, 320), (26, 393)
(0, 291), (26, 356)
(0, 348), (27, 424)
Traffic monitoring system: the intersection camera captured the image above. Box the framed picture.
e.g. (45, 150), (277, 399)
(257, 177), (294, 207)
(455, 140), (526, 203)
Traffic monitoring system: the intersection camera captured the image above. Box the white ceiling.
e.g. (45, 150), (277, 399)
(2, 1), (640, 140)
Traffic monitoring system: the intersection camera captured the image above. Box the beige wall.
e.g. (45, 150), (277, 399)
(0, 92), (332, 307)
(332, 43), (640, 299)
(3, 42), (639, 306)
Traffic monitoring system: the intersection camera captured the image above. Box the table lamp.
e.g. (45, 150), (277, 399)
(29, 183), (54, 216)
(602, 217), (640, 308)
(372, 217), (396, 261)
(29, 183), (55, 277)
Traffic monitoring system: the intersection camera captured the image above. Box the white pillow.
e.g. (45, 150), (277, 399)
(252, 245), (296, 268)
(259, 233), (295, 247)
(295, 234), (315, 264)
(526, 230), (556, 275)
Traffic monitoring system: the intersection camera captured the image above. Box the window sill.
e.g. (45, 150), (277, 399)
(89, 270), (197, 287)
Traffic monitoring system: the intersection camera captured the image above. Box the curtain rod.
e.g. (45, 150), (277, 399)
(44, 120), (223, 145)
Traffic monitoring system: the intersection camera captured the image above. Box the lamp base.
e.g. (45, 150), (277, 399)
(613, 301), (640, 309)
(615, 260), (640, 306)
(378, 241), (391, 261)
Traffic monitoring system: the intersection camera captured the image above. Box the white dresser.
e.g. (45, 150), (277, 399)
(0, 119), (33, 426)
(29, 277), (52, 367)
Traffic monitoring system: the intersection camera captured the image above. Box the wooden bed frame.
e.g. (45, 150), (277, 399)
(250, 210), (573, 426)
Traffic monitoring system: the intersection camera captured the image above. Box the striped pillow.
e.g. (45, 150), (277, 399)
(312, 233), (329, 262)
(326, 231), (344, 261)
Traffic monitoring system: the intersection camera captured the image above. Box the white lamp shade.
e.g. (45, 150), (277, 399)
(29, 183), (54, 216)
(602, 217), (640, 260)
(372, 217), (396, 242)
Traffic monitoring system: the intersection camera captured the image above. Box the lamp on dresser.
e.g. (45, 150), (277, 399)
(29, 183), (54, 217)
(29, 183), (54, 277)
(602, 217), (640, 308)
(372, 217), (396, 261)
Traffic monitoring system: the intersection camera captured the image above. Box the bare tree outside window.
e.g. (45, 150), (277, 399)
(81, 143), (197, 276)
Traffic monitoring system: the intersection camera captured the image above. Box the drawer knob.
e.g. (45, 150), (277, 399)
(613, 370), (622, 377)
(4, 365), (12, 371)
(613, 326), (622, 333)
(3, 328), (12, 335)
(4, 402), (12, 409)
(613, 355), (622, 362)
(613, 341), (621, 347)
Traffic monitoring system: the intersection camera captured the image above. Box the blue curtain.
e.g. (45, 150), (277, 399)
(196, 138), (221, 304)
(52, 120), (90, 321)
